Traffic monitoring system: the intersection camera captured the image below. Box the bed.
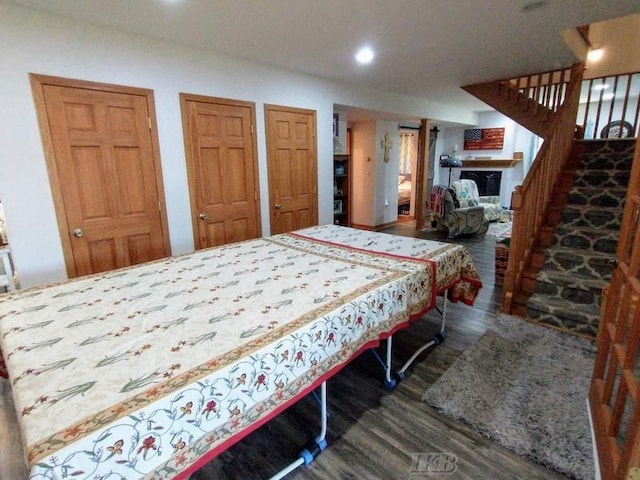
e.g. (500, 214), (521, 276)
(0, 225), (480, 479)
(398, 174), (412, 211)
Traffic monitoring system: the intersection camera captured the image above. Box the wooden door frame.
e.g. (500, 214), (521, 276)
(30, 74), (171, 277)
(264, 104), (318, 233)
(414, 119), (431, 230)
(179, 93), (262, 249)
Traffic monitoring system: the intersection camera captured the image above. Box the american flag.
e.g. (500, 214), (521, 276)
(464, 129), (482, 142)
(463, 127), (504, 150)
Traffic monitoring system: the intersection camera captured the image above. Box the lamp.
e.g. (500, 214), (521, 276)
(440, 156), (462, 186)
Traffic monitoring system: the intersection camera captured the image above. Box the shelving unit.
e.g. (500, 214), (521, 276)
(333, 154), (351, 226)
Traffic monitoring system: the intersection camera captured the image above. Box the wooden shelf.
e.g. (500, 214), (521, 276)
(334, 154), (351, 227)
(461, 159), (522, 168)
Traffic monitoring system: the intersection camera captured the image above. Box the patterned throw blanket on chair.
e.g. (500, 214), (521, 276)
(428, 185), (448, 217)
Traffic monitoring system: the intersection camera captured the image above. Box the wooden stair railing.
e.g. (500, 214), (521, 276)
(502, 63), (585, 315)
(577, 71), (640, 140)
(463, 67), (573, 139)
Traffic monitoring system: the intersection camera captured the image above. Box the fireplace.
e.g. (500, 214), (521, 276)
(460, 170), (502, 196)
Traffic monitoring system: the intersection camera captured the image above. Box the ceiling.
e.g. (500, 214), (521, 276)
(8, 0), (640, 120)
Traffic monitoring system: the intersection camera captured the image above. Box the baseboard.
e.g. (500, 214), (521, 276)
(350, 221), (398, 231)
(350, 223), (376, 231)
(586, 397), (601, 480)
(376, 220), (399, 230)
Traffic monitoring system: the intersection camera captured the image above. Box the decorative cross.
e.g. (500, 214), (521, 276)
(381, 133), (393, 163)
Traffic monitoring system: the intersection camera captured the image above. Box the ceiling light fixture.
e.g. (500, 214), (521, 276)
(593, 84), (609, 91)
(587, 47), (604, 62)
(355, 47), (375, 65)
(522, 1), (548, 12)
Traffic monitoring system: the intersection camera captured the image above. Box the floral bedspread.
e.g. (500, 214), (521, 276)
(293, 225), (481, 305)
(0, 225), (480, 479)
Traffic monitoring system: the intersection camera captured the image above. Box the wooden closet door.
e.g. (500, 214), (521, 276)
(31, 75), (170, 277)
(180, 94), (261, 248)
(265, 105), (318, 234)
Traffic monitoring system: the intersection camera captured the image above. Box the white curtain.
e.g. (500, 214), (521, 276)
(399, 133), (414, 173)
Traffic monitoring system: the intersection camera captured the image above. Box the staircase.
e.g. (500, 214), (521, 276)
(462, 81), (556, 139)
(517, 139), (634, 338)
(463, 68), (572, 140)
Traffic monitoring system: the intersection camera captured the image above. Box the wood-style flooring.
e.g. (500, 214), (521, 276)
(190, 224), (571, 480)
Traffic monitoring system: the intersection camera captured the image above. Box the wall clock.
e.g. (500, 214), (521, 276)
(600, 120), (634, 139)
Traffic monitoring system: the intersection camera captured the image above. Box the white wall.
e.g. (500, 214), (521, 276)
(578, 93), (640, 139)
(332, 106), (350, 154)
(351, 122), (377, 227)
(375, 121), (401, 226)
(0, 3), (477, 288)
(350, 120), (404, 228)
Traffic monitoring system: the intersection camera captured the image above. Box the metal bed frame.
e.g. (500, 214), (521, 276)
(1, 226), (480, 480)
(269, 291), (449, 479)
(371, 289), (448, 390)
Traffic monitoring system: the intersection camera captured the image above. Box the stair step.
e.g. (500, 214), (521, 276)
(517, 139), (635, 340)
(559, 205), (622, 230)
(579, 139), (635, 170)
(542, 245), (616, 280)
(573, 169), (630, 190)
(526, 294), (599, 337)
(566, 186), (626, 208)
(534, 269), (606, 302)
(551, 225), (619, 254)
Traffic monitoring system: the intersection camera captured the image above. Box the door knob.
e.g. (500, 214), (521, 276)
(275, 204), (282, 209)
(73, 229), (84, 238)
(199, 212), (208, 220)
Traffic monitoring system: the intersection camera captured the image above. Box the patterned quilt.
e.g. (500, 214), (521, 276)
(0, 225), (481, 479)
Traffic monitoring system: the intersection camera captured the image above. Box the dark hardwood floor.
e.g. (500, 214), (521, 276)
(191, 223), (570, 480)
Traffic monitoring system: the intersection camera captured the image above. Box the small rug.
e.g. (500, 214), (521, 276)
(422, 315), (596, 479)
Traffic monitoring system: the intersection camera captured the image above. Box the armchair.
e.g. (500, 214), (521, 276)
(429, 185), (489, 239)
(451, 179), (508, 222)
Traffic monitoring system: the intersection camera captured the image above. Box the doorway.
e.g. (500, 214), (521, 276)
(398, 129), (420, 221)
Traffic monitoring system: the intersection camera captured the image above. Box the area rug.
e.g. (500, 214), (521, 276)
(422, 314), (596, 479)
(487, 220), (512, 238)
(0, 378), (29, 478)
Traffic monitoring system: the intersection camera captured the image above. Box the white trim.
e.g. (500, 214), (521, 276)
(587, 397), (602, 480)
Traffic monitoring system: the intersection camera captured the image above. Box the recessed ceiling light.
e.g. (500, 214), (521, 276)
(593, 84), (609, 91)
(355, 47), (375, 64)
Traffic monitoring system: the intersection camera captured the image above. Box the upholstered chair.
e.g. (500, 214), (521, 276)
(451, 179), (507, 222)
(430, 184), (489, 239)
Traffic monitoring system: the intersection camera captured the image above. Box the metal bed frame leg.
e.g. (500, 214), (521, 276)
(268, 382), (328, 480)
(369, 337), (397, 390)
(394, 289), (448, 383)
